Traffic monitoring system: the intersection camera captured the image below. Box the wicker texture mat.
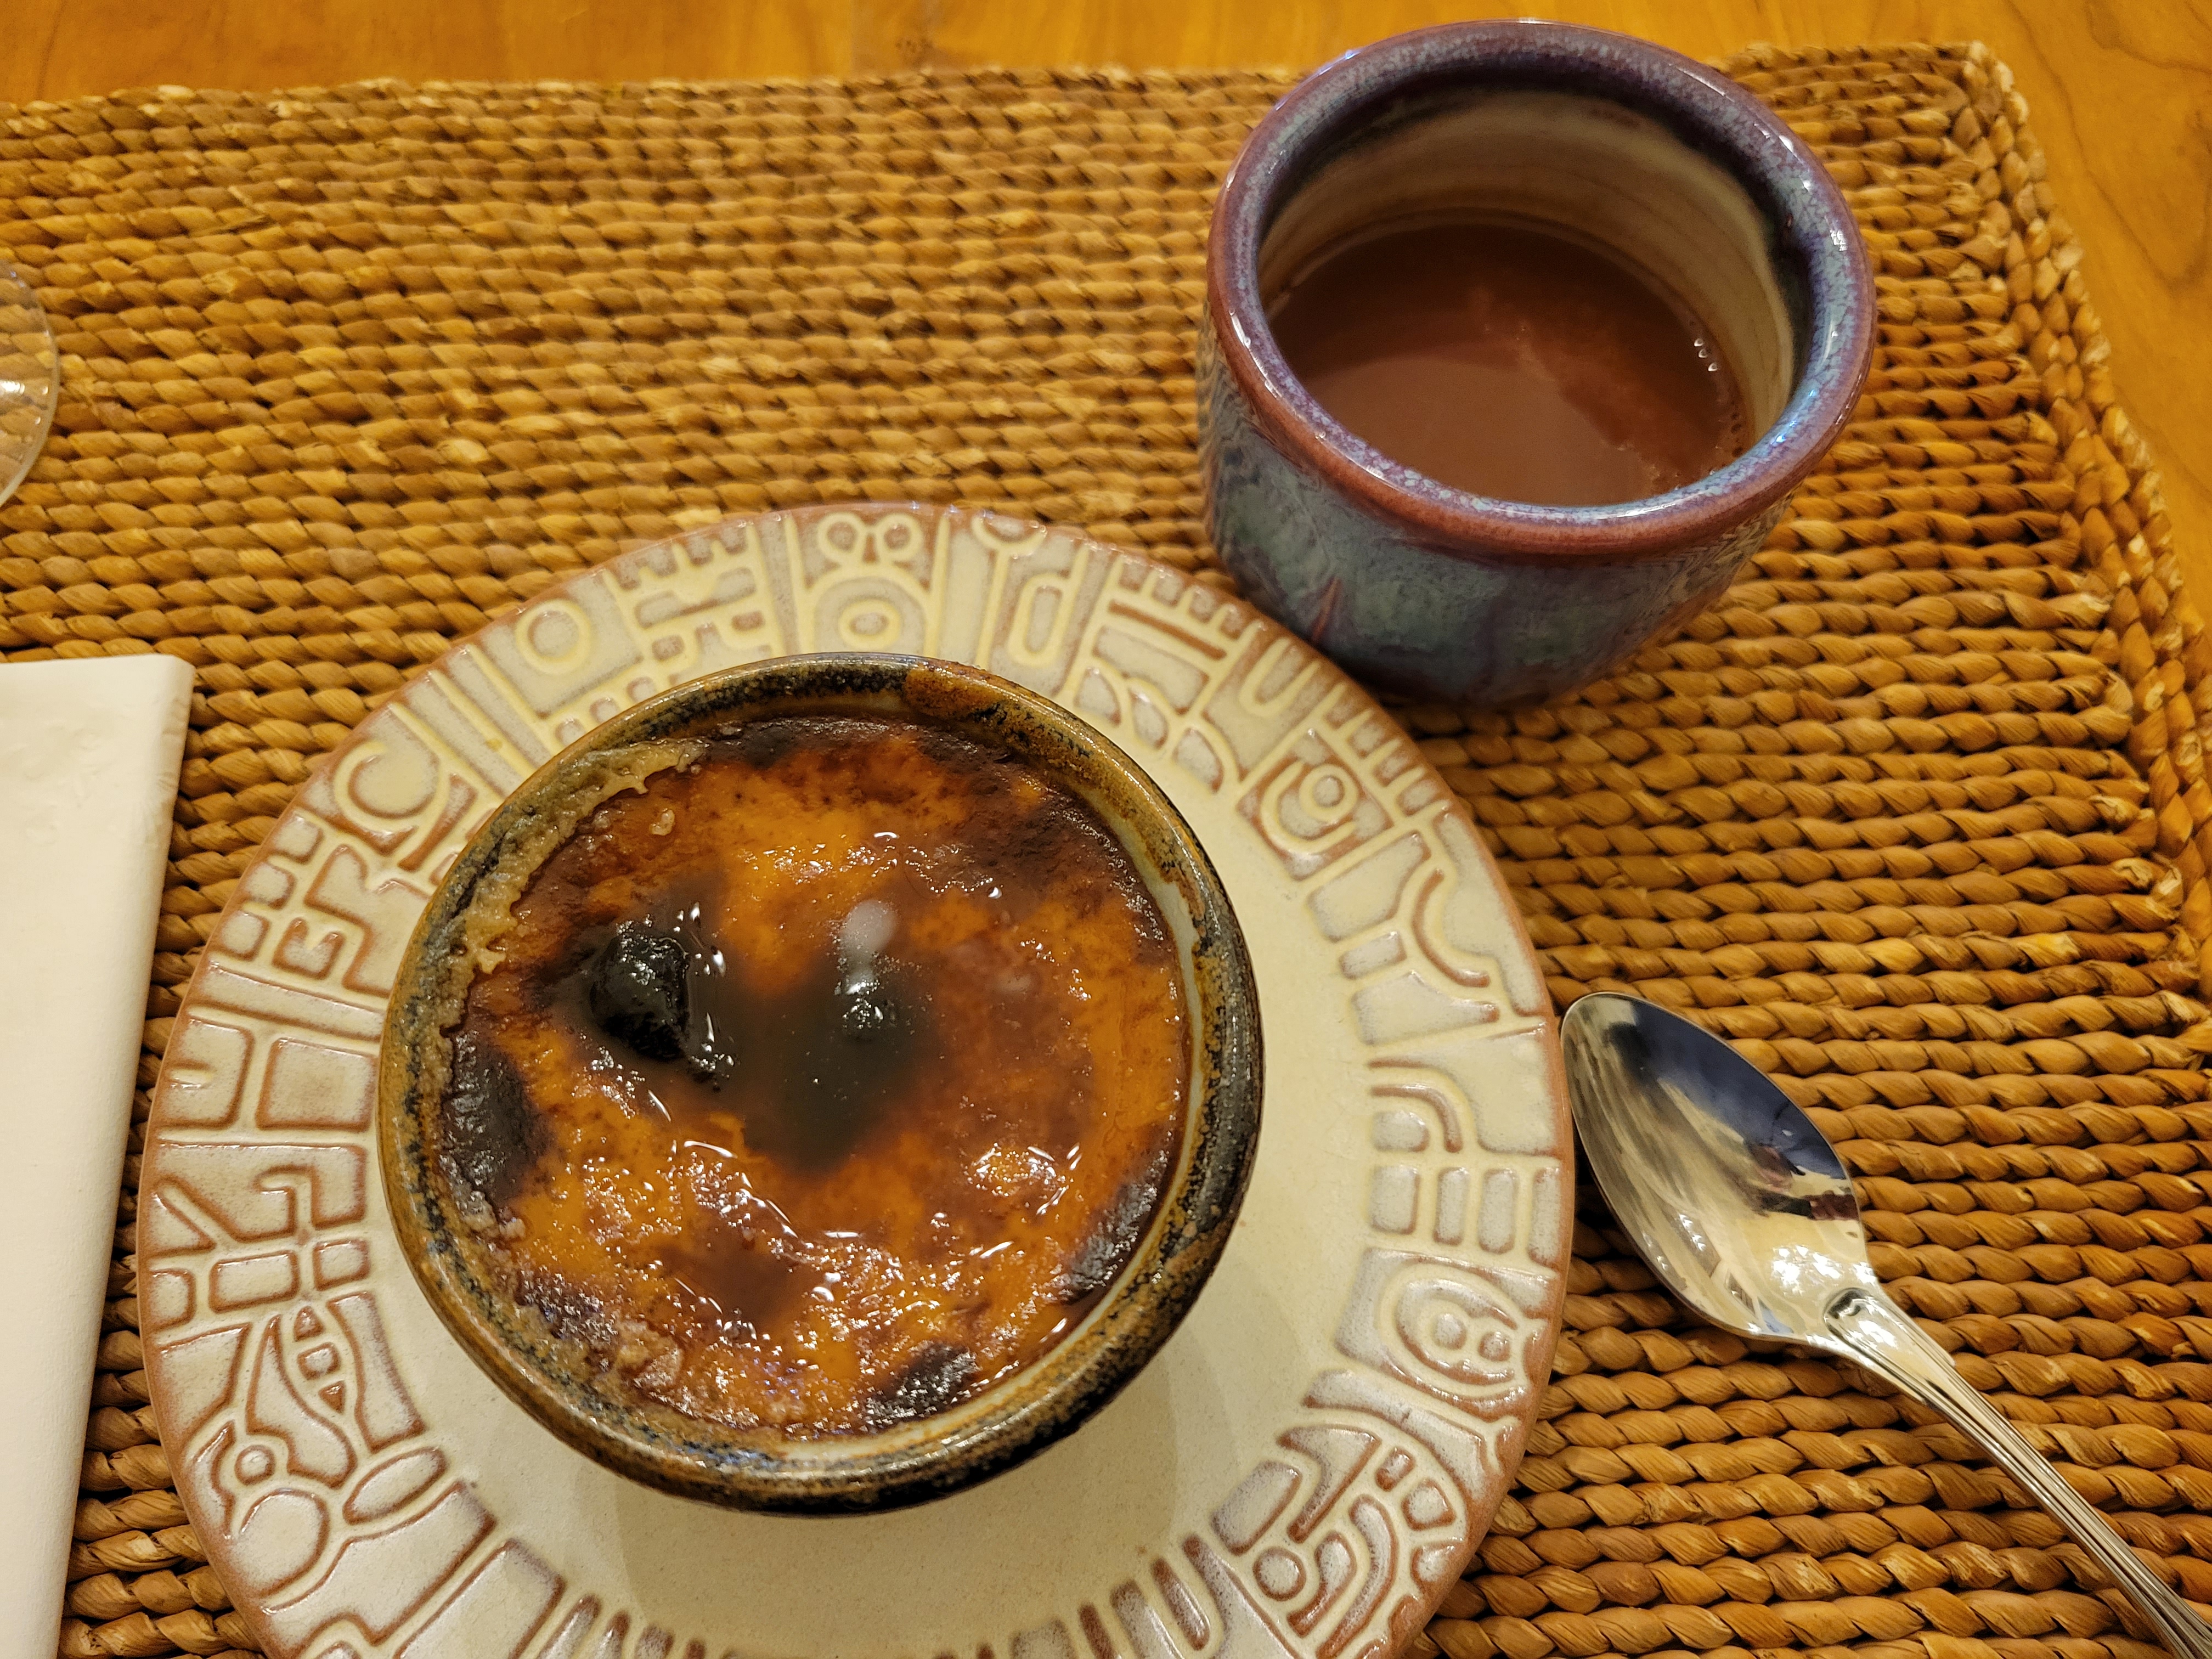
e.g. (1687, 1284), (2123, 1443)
(5, 41), (2209, 1659)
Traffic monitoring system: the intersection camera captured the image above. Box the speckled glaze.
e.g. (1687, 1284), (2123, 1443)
(1200, 21), (1875, 707)
(379, 653), (1262, 1514)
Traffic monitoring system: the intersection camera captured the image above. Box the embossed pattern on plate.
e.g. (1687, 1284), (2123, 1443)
(142, 504), (1572, 1659)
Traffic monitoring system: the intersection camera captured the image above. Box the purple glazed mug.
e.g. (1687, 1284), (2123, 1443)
(1199, 21), (1875, 707)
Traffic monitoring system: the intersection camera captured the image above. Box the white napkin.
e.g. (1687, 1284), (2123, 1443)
(0, 655), (191, 1655)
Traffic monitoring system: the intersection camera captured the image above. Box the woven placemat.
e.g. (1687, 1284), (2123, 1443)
(8, 42), (2210, 1659)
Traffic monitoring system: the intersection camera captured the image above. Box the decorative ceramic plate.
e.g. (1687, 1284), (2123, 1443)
(142, 504), (1571, 1659)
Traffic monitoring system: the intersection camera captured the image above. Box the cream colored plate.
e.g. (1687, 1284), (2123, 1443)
(143, 504), (1571, 1659)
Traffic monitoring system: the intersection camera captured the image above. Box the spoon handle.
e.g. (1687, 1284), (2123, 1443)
(1823, 1285), (2212, 1659)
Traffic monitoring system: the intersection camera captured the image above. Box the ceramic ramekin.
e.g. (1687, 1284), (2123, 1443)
(378, 653), (1262, 1513)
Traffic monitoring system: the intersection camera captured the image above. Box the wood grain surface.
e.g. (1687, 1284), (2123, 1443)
(6, 1), (2209, 606)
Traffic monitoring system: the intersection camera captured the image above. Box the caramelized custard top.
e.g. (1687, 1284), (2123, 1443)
(443, 713), (1190, 1437)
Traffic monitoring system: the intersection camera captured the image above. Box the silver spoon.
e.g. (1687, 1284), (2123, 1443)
(1561, 991), (2212, 1659)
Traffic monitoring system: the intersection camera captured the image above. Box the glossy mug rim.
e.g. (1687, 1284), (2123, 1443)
(376, 653), (1264, 1514)
(1206, 19), (1876, 566)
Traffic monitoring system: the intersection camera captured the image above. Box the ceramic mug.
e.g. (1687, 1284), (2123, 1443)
(1200, 21), (1875, 707)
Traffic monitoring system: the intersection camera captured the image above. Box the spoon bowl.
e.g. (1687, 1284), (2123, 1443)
(1560, 990), (1871, 1340)
(1563, 992), (2212, 1659)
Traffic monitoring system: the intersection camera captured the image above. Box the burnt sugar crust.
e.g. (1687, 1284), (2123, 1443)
(432, 713), (1190, 1438)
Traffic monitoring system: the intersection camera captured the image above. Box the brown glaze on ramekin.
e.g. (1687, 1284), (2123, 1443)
(379, 654), (1262, 1513)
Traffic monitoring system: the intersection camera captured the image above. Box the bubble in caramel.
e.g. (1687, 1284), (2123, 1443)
(437, 713), (1190, 1438)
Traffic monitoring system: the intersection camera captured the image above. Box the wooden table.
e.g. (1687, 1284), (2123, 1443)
(9, 0), (2210, 608)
